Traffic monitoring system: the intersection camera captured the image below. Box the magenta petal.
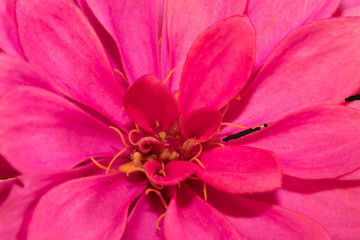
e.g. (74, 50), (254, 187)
(166, 0), (247, 93)
(340, 5), (360, 16)
(181, 108), (222, 143)
(0, 87), (123, 173)
(164, 184), (241, 240)
(27, 173), (147, 240)
(278, 177), (360, 240)
(0, 54), (54, 98)
(247, 0), (340, 68)
(122, 193), (165, 240)
(124, 75), (179, 132)
(197, 146), (281, 194)
(16, 0), (130, 129)
(0, 0), (23, 57)
(0, 155), (18, 179)
(238, 105), (360, 179)
(205, 187), (330, 240)
(179, 16), (255, 114)
(145, 160), (198, 186)
(226, 18), (360, 128)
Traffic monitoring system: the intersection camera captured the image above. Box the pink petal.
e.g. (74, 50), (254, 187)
(340, 4), (360, 16)
(0, 0), (23, 57)
(277, 177), (360, 240)
(0, 155), (18, 179)
(78, 0), (161, 84)
(225, 17), (360, 128)
(348, 100), (360, 110)
(164, 184), (241, 240)
(0, 87), (123, 173)
(237, 105), (360, 179)
(0, 163), (101, 240)
(204, 186), (330, 240)
(0, 54), (55, 98)
(145, 160), (198, 186)
(0, 178), (14, 206)
(197, 146), (281, 194)
(27, 173), (147, 240)
(181, 108), (222, 143)
(247, 0), (341, 68)
(123, 74), (179, 133)
(16, 0), (130, 130)
(179, 16), (255, 115)
(339, 0), (360, 9)
(166, 0), (247, 93)
(122, 193), (165, 240)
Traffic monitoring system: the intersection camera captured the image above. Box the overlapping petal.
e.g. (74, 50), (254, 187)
(225, 17), (360, 128)
(16, 0), (130, 129)
(179, 16), (255, 114)
(247, 0), (341, 68)
(0, 87), (123, 173)
(27, 173), (147, 240)
(166, 0), (247, 93)
(164, 184), (241, 240)
(237, 105), (360, 179)
(197, 146), (281, 194)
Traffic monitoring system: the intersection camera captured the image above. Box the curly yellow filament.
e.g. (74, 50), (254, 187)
(128, 129), (141, 145)
(145, 188), (168, 209)
(222, 103), (230, 117)
(209, 142), (225, 148)
(203, 182), (208, 202)
(235, 94), (241, 100)
(189, 157), (206, 169)
(106, 147), (128, 174)
(221, 122), (248, 129)
(162, 67), (180, 84)
(109, 126), (129, 148)
(90, 157), (115, 172)
(113, 68), (127, 82)
(126, 167), (146, 176)
(150, 182), (164, 190)
(156, 213), (166, 230)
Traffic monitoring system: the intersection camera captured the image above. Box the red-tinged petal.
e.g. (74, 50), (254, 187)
(348, 101), (360, 110)
(204, 186), (330, 240)
(122, 193), (165, 240)
(181, 108), (222, 143)
(0, 0), (23, 57)
(197, 146), (281, 194)
(247, 0), (341, 68)
(164, 184), (241, 240)
(0, 87), (123, 173)
(0, 155), (18, 179)
(0, 163), (101, 240)
(166, 0), (247, 93)
(123, 75), (179, 132)
(277, 177), (360, 240)
(225, 18), (360, 129)
(145, 160), (198, 186)
(0, 178), (15, 206)
(0, 54), (55, 98)
(78, 0), (161, 84)
(27, 173), (147, 240)
(179, 16), (255, 115)
(16, 0), (130, 130)
(237, 105), (360, 179)
(341, 5), (360, 16)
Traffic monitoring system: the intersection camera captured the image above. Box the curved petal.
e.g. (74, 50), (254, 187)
(225, 17), (360, 128)
(145, 160), (198, 186)
(0, 87), (123, 173)
(348, 100), (360, 110)
(340, 4), (360, 16)
(179, 16), (255, 115)
(16, 0), (130, 130)
(181, 108), (222, 143)
(166, 0), (247, 93)
(0, 0), (23, 57)
(339, 0), (360, 9)
(204, 186), (330, 240)
(164, 184), (241, 240)
(278, 176), (360, 240)
(0, 155), (18, 179)
(197, 146), (281, 194)
(78, 0), (161, 84)
(122, 193), (165, 240)
(246, 0), (341, 68)
(27, 173), (147, 240)
(123, 74), (179, 133)
(0, 54), (54, 98)
(237, 105), (360, 179)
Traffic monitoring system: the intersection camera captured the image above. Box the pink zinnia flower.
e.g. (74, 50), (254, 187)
(1, 0), (360, 240)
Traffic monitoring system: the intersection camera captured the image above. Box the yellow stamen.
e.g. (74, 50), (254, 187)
(222, 103), (230, 118)
(156, 213), (166, 230)
(128, 129), (141, 145)
(189, 143), (203, 162)
(109, 126), (129, 147)
(162, 67), (180, 84)
(90, 157), (116, 172)
(151, 182), (164, 190)
(158, 131), (167, 140)
(221, 122), (248, 129)
(174, 91), (180, 98)
(126, 167), (146, 176)
(158, 162), (166, 176)
(145, 188), (168, 209)
(235, 94), (241, 100)
(203, 182), (208, 202)
(210, 142), (225, 147)
(156, 119), (160, 128)
(113, 68), (129, 88)
(158, 36), (162, 46)
(106, 147), (128, 174)
(189, 157), (206, 169)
